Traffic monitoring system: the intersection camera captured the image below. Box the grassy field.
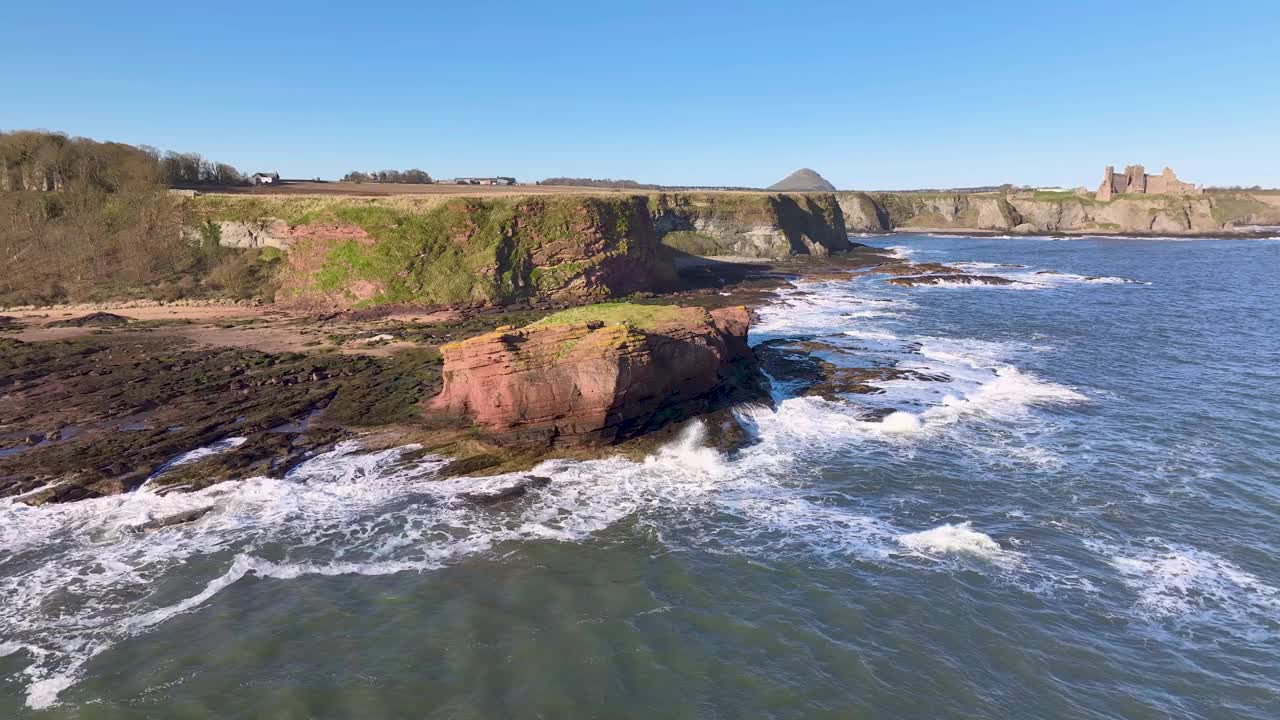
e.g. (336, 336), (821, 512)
(529, 303), (695, 330)
(213, 181), (639, 198)
(210, 181), (800, 199)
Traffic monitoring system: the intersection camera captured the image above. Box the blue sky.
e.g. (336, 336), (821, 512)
(2, 1), (1276, 188)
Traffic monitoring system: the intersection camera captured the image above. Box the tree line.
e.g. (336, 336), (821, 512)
(0, 130), (274, 305)
(0, 130), (248, 191)
(341, 169), (433, 184)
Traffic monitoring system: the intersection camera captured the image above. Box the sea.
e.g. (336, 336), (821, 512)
(2, 234), (1278, 719)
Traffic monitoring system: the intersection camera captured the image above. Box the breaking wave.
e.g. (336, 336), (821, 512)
(1095, 540), (1280, 633)
(897, 522), (1008, 560)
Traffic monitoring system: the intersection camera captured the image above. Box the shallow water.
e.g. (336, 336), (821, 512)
(3, 235), (1278, 718)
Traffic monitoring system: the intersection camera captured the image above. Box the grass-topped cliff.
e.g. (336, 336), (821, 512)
(194, 194), (661, 307)
(528, 302), (693, 330)
(190, 190), (852, 309)
(836, 190), (1280, 235)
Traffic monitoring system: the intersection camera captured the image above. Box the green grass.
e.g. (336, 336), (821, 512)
(659, 230), (726, 255)
(529, 302), (693, 331)
(1112, 193), (1166, 203)
(1031, 190), (1082, 201)
(270, 195), (652, 306)
(1208, 193), (1271, 224)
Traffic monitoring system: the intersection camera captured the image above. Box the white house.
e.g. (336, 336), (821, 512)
(249, 172), (280, 185)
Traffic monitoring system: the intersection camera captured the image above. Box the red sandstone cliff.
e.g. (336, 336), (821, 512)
(427, 305), (759, 445)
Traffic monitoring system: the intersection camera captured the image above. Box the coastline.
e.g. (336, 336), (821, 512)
(0, 247), (892, 506)
(877, 227), (1280, 240)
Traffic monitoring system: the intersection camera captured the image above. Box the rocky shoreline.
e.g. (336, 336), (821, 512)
(1, 246), (901, 506)
(0, 217), (1213, 509)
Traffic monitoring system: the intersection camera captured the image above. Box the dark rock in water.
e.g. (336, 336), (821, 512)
(754, 339), (833, 391)
(888, 274), (1016, 287)
(767, 168), (837, 192)
(456, 475), (552, 507)
(440, 454), (503, 478)
(755, 339), (948, 401)
(807, 366), (948, 399)
(1035, 270), (1063, 275)
(125, 506), (214, 534)
(48, 312), (131, 328)
(870, 262), (961, 276)
(857, 407), (900, 422)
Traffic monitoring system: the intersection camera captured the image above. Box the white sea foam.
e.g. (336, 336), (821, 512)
(1103, 542), (1280, 629)
(1017, 271), (1150, 287)
(880, 411), (924, 434)
(904, 278), (1041, 290)
(923, 259), (1149, 288)
(950, 261), (1026, 271)
(898, 522), (1006, 559)
(842, 328), (899, 341)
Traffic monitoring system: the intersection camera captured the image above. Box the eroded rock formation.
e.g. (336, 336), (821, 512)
(651, 192), (850, 258)
(427, 304), (761, 445)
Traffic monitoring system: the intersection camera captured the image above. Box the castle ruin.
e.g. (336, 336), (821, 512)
(1096, 165), (1200, 201)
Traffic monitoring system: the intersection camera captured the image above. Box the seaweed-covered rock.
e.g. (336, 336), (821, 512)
(47, 312), (131, 328)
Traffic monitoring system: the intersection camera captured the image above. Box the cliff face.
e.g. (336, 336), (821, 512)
(428, 304), (759, 446)
(836, 192), (891, 232)
(196, 191), (853, 308)
(651, 192), (850, 258)
(197, 195), (659, 307)
(838, 190), (1278, 235)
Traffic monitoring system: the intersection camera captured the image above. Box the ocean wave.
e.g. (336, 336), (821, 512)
(1099, 541), (1280, 631)
(1015, 271), (1151, 287)
(142, 436), (247, 487)
(897, 522), (1009, 560)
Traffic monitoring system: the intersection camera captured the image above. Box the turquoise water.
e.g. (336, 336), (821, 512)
(3, 236), (1278, 718)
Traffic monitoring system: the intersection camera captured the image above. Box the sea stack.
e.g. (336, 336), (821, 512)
(427, 304), (760, 446)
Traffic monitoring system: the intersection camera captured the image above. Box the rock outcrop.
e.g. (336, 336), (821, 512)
(652, 193), (850, 258)
(887, 274), (1016, 287)
(836, 192), (891, 232)
(427, 304), (761, 446)
(768, 168), (837, 192)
